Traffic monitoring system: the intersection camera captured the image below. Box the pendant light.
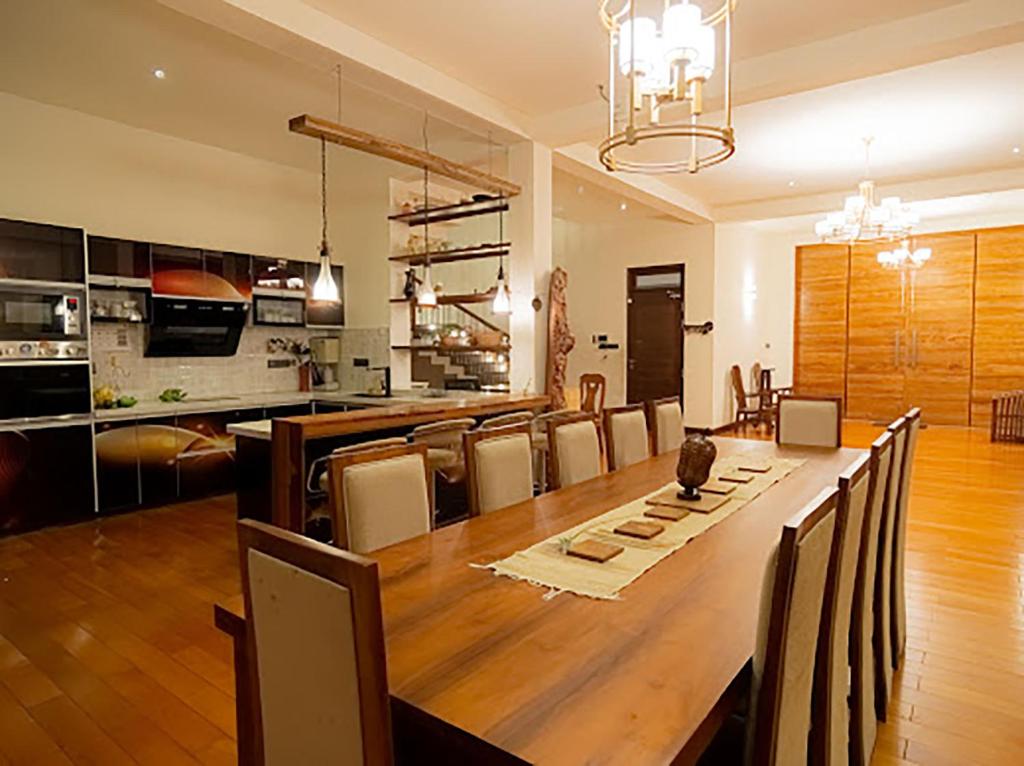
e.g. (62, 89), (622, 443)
(490, 138), (511, 315)
(312, 135), (340, 301)
(416, 112), (438, 308)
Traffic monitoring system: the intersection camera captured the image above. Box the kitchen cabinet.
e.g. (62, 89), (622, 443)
(253, 257), (306, 292)
(0, 423), (95, 535)
(137, 415), (181, 507)
(87, 236), (151, 279)
(94, 420), (142, 512)
(203, 250), (252, 301)
(0, 217), (85, 284)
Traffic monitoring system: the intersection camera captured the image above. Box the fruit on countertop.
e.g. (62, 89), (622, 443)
(116, 396), (137, 409)
(94, 385), (117, 409)
(158, 388), (188, 403)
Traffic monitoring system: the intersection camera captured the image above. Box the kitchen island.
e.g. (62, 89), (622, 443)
(228, 391), (549, 531)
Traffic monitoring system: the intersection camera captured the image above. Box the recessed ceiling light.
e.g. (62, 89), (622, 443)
(788, 180), (797, 188)
(576, 185), (584, 195)
(1014, 146), (1021, 154)
(619, 202), (628, 211)
(152, 68), (166, 80)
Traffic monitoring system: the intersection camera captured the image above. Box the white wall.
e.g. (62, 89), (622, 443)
(552, 217), (716, 427)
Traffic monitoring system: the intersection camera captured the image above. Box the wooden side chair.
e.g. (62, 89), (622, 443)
(325, 442), (432, 554)
(410, 418), (476, 509)
(812, 453), (873, 766)
(873, 416), (907, 720)
(579, 373), (607, 417)
(747, 487), (840, 765)
(313, 437), (408, 493)
(532, 408), (577, 492)
(603, 403), (651, 471)
(849, 431), (894, 766)
(890, 407), (921, 671)
(647, 396), (684, 455)
(776, 395), (843, 448)
(730, 364), (763, 432)
(237, 519), (393, 765)
(547, 412), (603, 489)
(464, 423), (534, 516)
(479, 410), (534, 429)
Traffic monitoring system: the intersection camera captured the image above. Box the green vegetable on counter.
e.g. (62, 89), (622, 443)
(116, 396), (137, 409)
(158, 388), (188, 403)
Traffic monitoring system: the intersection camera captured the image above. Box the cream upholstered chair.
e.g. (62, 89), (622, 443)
(602, 404), (651, 471)
(776, 395), (843, 448)
(547, 412), (603, 489)
(532, 408), (576, 491)
(479, 410), (534, 429)
(890, 407), (921, 671)
(874, 416), (907, 720)
(849, 431), (894, 766)
(464, 423), (534, 516)
(325, 442), (432, 554)
(647, 396), (684, 455)
(237, 519), (392, 765)
(314, 437), (408, 493)
(811, 453), (873, 766)
(410, 417), (476, 503)
(746, 487), (839, 766)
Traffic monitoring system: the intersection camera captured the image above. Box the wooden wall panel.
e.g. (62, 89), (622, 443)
(794, 244), (849, 400)
(846, 244), (905, 422)
(972, 226), (1024, 428)
(903, 233), (975, 426)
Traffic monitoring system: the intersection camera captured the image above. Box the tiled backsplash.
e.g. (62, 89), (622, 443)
(338, 327), (391, 392)
(91, 323), (320, 401)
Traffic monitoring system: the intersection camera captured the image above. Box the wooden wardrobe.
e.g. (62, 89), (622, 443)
(794, 225), (1024, 427)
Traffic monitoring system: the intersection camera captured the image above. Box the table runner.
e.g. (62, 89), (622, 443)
(476, 454), (806, 600)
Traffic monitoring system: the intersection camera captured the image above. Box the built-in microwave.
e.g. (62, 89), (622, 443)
(0, 288), (84, 341)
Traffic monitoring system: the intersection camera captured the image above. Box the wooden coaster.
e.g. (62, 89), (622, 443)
(738, 461), (771, 473)
(614, 520), (665, 539)
(646, 488), (729, 514)
(644, 506), (689, 522)
(719, 470), (754, 484)
(700, 478), (737, 495)
(566, 539), (624, 563)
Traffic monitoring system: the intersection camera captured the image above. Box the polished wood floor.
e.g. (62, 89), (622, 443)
(0, 422), (1021, 764)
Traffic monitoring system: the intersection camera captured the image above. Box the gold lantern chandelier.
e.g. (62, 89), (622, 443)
(598, 0), (736, 174)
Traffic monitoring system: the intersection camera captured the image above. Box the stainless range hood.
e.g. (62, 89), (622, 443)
(145, 297), (248, 357)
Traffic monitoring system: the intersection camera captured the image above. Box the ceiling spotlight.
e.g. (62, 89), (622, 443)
(152, 68), (166, 80)
(619, 202), (628, 211)
(577, 185), (585, 195)
(788, 180), (797, 188)
(1014, 147), (1021, 155)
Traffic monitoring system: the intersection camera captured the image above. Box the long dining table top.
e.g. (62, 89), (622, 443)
(216, 437), (866, 764)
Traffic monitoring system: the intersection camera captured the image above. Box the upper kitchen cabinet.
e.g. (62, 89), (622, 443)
(151, 243), (203, 296)
(0, 218), (85, 284)
(203, 250), (252, 301)
(87, 236), (151, 281)
(253, 257), (307, 293)
(304, 262), (345, 327)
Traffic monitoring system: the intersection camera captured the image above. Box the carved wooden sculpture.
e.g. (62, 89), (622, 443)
(545, 267), (576, 409)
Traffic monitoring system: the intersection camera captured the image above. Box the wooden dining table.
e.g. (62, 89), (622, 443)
(215, 437), (866, 765)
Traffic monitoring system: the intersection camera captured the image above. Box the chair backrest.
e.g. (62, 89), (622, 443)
(751, 362), (763, 395)
(479, 410), (534, 430)
(749, 487), (839, 766)
(812, 453), (873, 766)
(326, 443), (432, 554)
(238, 519), (392, 766)
(409, 418), (476, 448)
(464, 423), (535, 516)
(730, 364), (750, 411)
(332, 437), (407, 456)
(310, 437), (410, 494)
(603, 404), (651, 471)
(890, 407), (921, 668)
(777, 395), (843, 448)
(849, 430), (893, 766)
(579, 373), (607, 415)
(874, 417), (907, 716)
(647, 396), (684, 455)
(548, 412), (603, 489)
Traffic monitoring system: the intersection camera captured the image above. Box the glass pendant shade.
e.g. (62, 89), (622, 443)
(618, 16), (658, 76)
(663, 2), (701, 65)
(685, 24), (715, 81)
(492, 264), (511, 315)
(416, 265), (437, 308)
(312, 245), (339, 301)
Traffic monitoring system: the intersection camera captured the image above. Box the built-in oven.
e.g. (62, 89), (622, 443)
(0, 288), (85, 341)
(0, 341), (91, 421)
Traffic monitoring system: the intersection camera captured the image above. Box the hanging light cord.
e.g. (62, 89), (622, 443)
(320, 136), (328, 249)
(422, 112), (431, 271)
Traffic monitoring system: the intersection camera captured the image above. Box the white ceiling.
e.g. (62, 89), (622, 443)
(553, 168), (677, 224)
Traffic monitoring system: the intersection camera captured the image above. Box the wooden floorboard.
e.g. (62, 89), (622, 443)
(0, 424), (1021, 763)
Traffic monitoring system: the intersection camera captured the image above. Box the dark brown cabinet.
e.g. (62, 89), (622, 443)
(87, 236), (151, 279)
(0, 218), (85, 284)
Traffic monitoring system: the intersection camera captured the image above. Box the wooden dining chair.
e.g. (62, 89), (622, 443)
(811, 453), (873, 766)
(579, 373), (607, 416)
(776, 395), (843, 448)
(731, 364), (763, 432)
(464, 423), (534, 516)
(547, 412), (603, 489)
(647, 395), (684, 455)
(313, 437), (408, 493)
(747, 487), (840, 766)
(410, 418), (476, 511)
(873, 416), (907, 720)
(237, 519), (393, 766)
(325, 442), (432, 554)
(532, 408), (577, 492)
(890, 408), (921, 670)
(479, 410), (535, 430)
(849, 431), (894, 766)
(603, 403), (651, 471)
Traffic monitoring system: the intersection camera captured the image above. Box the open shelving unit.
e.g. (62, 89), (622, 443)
(388, 196), (508, 226)
(388, 241), (510, 267)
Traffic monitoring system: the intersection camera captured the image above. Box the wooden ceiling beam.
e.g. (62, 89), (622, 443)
(289, 114), (521, 198)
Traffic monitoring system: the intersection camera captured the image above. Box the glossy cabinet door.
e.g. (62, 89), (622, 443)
(903, 233), (975, 425)
(0, 218), (85, 284)
(845, 244), (907, 422)
(94, 420), (143, 512)
(794, 244), (850, 400)
(972, 226), (1024, 428)
(87, 236), (151, 279)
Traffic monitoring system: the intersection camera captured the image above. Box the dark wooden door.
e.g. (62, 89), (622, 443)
(627, 264), (684, 405)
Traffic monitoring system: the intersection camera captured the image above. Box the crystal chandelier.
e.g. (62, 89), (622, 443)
(598, 0), (736, 174)
(815, 138), (920, 243)
(877, 240), (932, 270)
